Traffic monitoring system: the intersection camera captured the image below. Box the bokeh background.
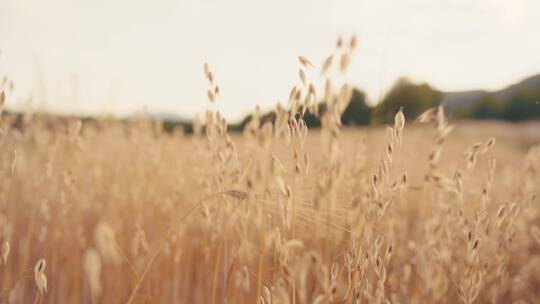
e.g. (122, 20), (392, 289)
(1, 0), (539, 123)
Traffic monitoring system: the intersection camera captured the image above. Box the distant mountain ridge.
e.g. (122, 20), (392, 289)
(443, 74), (540, 111)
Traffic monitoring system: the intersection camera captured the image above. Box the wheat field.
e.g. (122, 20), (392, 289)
(0, 42), (540, 304)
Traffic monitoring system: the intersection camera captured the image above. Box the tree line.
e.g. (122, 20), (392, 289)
(242, 77), (540, 129)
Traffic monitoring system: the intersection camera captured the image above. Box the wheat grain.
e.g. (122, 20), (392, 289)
(1, 240), (9, 265)
(34, 258), (47, 295)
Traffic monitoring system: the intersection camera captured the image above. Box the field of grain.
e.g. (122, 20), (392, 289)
(0, 104), (539, 303)
(0, 38), (539, 303)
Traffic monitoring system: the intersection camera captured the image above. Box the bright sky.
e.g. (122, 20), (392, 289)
(1, 0), (540, 121)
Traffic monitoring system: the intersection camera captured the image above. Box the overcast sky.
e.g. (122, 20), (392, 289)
(1, 0), (539, 121)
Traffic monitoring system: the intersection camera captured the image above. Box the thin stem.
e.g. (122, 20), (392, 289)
(112, 239), (140, 281)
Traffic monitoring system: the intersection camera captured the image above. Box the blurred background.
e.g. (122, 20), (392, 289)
(1, 0), (539, 126)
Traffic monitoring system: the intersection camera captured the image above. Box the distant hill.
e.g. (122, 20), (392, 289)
(443, 90), (487, 112)
(444, 74), (540, 112)
(495, 74), (540, 100)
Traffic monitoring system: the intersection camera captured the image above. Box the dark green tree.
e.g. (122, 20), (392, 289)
(341, 89), (372, 126)
(501, 89), (540, 121)
(289, 88), (371, 128)
(374, 78), (442, 124)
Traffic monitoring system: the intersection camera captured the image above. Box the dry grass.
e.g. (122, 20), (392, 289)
(0, 38), (539, 303)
